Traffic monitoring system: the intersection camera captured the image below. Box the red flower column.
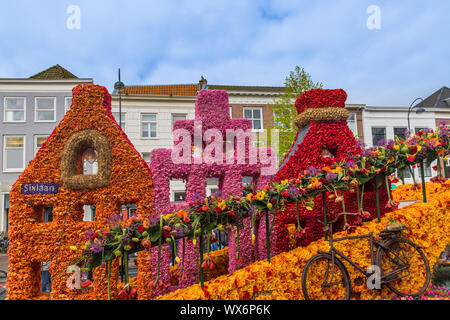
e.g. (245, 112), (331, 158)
(272, 88), (391, 253)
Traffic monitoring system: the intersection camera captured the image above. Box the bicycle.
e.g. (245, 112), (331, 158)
(0, 270), (7, 300)
(0, 237), (8, 254)
(301, 212), (431, 300)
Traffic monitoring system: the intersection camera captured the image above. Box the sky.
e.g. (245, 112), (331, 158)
(0, 0), (448, 106)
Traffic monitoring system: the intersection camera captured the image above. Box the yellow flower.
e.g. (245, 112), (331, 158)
(310, 177), (319, 185)
(69, 246), (77, 251)
(246, 193), (253, 201)
(393, 145), (400, 150)
(333, 167), (343, 174)
(256, 191), (266, 201)
(218, 200), (226, 210)
(281, 179), (289, 185)
(267, 203), (273, 209)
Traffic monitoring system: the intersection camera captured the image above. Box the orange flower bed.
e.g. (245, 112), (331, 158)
(158, 188), (450, 300)
(392, 181), (449, 201)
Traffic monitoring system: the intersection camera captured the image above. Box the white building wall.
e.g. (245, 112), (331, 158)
(362, 107), (437, 184)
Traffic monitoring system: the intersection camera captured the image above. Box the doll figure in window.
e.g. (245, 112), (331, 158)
(321, 149), (334, 159)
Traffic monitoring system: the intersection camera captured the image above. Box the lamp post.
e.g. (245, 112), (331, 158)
(407, 98), (428, 202)
(407, 97), (425, 132)
(114, 68), (125, 129)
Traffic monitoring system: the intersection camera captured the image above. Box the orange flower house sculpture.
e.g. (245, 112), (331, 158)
(6, 84), (154, 300)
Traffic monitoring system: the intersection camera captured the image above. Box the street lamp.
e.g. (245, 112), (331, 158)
(114, 68), (125, 129)
(406, 97), (428, 202)
(407, 97), (425, 132)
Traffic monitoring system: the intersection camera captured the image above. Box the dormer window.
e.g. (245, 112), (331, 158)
(61, 130), (112, 190)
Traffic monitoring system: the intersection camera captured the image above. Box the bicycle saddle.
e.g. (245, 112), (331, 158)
(384, 221), (406, 232)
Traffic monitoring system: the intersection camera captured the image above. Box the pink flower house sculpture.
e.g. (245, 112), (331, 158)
(150, 89), (274, 296)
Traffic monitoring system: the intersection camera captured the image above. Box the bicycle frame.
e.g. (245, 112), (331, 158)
(319, 223), (376, 277)
(318, 222), (411, 286)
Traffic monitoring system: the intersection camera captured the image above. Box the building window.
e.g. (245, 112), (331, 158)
(397, 167), (411, 179)
(3, 136), (25, 172)
(113, 112), (125, 130)
(141, 152), (150, 164)
(371, 127), (386, 146)
(172, 113), (186, 127)
(141, 114), (157, 138)
(60, 129), (112, 190)
(347, 113), (358, 137)
(119, 204), (137, 220)
(394, 127), (407, 140)
(243, 108), (263, 131)
(173, 192), (186, 203)
(418, 164), (432, 178)
(83, 205), (96, 222)
(65, 97), (72, 113)
(43, 206), (53, 222)
(4, 97), (25, 122)
(34, 135), (48, 156)
(170, 179), (186, 203)
(35, 97), (56, 122)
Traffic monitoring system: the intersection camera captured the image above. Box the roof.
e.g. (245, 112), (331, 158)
(208, 84), (284, 93)
(417, 86), (450, 109)
(120, 83), (284, 97)
(122, 84), (198, 96)
(29, 64), (79, 80)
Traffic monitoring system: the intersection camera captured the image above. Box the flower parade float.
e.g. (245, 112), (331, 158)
(74, 118), (448, 300)
(5, 84), (449, 300)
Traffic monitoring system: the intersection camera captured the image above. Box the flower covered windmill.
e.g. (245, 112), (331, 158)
(274, 88), (392, 252)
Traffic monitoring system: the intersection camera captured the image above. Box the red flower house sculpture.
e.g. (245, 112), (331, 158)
(274, 88), (392, 252)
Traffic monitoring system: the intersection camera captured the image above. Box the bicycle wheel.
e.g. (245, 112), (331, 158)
(302, 253), (351, 300)
(376, 237), (430, 297)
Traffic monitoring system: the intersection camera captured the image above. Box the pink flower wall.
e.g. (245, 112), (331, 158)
(149, 89), (274, 296)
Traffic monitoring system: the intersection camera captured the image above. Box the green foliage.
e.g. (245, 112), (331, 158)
(269, 66), (323, 161)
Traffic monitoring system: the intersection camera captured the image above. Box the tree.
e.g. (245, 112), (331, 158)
(269, 66), (323, 161)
